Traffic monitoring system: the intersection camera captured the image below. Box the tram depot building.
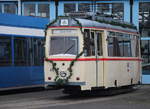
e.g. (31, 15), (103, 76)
(0, 0), (150, 88)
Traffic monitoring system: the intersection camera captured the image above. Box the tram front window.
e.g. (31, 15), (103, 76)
(50, 37), (78, 56)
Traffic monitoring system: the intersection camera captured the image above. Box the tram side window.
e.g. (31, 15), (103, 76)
(107, 32), (132, 57)
(131, 35), (139, 57)
(33, 38), (44, 66)
(122, 34), (132, 57)
(108, 32), (120, 56)
(97, 32), (103, 56)
(90, 32), (95, 56)
(135, 36), (140, 57)
(84, 30), (95, 56)
(108, 37), (120, 56)
(117, 33), (124, 56)
(14, 37), (28, 66)
(83, 29), (91, 56)
(0, 37), (11, 66)
(117, 33), (132, 57)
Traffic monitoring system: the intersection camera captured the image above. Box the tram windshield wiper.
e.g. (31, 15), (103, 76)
(64, 44), (75, 54)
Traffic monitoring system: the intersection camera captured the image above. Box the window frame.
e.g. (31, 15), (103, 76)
(107, 31), (134, 57)
(49, 36), (79, 56)
(0, 2), (18, 14)
(0, 36), (12, 66)
(22, 2), (50, 18)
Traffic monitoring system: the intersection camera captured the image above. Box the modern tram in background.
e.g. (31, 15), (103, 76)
(0, 13), (48, 90)
(44, 16), (142, 94)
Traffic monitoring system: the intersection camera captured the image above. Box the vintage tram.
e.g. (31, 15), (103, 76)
(44, 16), (142, 94)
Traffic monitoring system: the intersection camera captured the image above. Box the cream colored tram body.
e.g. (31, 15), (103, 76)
(44, 16), (141, 93)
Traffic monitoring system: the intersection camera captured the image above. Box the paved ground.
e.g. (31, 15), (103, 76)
(0, 85), (150, 109)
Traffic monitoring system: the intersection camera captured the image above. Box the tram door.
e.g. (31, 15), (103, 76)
(95, 31), (103, 87)
(84, 30), (103, 87)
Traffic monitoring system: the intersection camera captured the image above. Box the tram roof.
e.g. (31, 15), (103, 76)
(48, 16), (138, 33)
(0, 13), (49, 29)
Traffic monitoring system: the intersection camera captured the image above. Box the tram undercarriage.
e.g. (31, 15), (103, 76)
(62, 84), (139, 95)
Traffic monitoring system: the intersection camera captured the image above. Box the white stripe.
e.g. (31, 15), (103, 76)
(0, 25), (45, 37)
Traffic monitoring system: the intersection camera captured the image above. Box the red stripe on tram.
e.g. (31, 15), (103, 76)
(45, 58), (142, 62)
(48, 26), (81, 28)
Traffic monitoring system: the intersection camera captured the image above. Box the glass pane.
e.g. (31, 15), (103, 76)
(141, 40), (150, 75)
(64, 3), (76, 13)
(108, 37), (114, 56)
(38, 4), (49, 18)
(33, 38), (44, 66)
(0, 37), (11, 66)
(139, 3), (150, 39)
(112, 3), (124, 20)
(97, 3), (110, 14)
(24, 4), (36, 16)
(14, 37), (28, 66)
(141, 40), (150, 64)
(4, 4), (17, 14)
(50, 37), (78, 55)
(97, 33), (103, 56)
(97, 3), (124, 21)
(0, 4), (2, 13)
(78, 3), (91, 12)
(123, 34), (132, 57)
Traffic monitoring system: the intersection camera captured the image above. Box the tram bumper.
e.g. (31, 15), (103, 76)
(45, 81), (86, 86)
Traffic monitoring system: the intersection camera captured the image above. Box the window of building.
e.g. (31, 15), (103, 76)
(139, 2), (150, 38)
(97, 3), (110, 14)
(23, 3), (50, 18)
(64, 3), (92, 14)
(24, 4), (36, 16)
(141, 39), (150, 64)
(64, 3), (76, 13)
(0, 37), (11, 66)
(38, 4), (49, 18)
(139, 3), (150, 24)
(139, 3), (150, 75)
(97, 3), (124, 21)
(0, 3), (17, 14)
(4, 4), (17, 14)
(112, 3), (124, 20)
(141, 39), (150, 74)
(78, 3), (91, 12)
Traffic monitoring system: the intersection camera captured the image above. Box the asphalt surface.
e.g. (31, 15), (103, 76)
(0, 85), (150, 109)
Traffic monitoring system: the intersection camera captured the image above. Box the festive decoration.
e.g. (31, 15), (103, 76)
(95, 17), (137, 29)
(45, 16), (84, 86)
(48, 51), (83, 86)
